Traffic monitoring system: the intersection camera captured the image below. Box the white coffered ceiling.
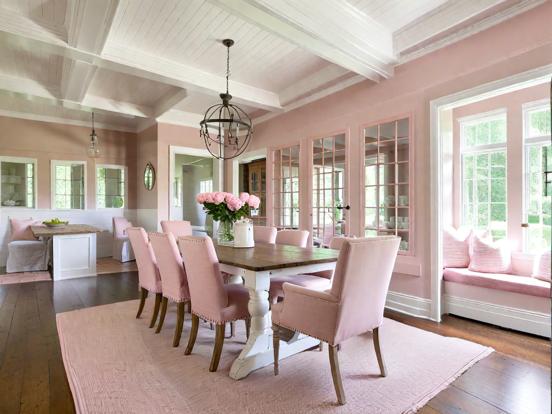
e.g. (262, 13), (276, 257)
(0, 0), (544, 132)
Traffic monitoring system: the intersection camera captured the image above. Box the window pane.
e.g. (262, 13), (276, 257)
(528, 108), (551, 137)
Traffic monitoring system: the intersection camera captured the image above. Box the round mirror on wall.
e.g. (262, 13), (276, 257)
(144, 162), (156, 190)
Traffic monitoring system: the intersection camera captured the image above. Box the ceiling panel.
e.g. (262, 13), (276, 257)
(0, 43), (62, 91)
(106, 0), (330, 92)
(87, 68), (180, 107)
(0, 0), (67, 26)
(172, 90), (258, 115)
(347, 0), (448, 32)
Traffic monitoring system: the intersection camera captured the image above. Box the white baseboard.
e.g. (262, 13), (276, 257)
(385, 291), (433, 319)
(445, 294), (551, 338)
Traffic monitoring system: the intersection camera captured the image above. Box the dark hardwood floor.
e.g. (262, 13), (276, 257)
(0, 272), (549, 414)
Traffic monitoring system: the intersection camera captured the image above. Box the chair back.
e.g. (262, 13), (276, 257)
(160, 220), (192, 239)
(113, 217), (132, 239)
(178, 236), (228, 321)
(126, 227), (161, 293)
(330, 236), (400, 342)
(329, 236), (349, 250)
(275, 229), (309, 248)
(149, 232), (190, 301)
(254, 226), (277, 244)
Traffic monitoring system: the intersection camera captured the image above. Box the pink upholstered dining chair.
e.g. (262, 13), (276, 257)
(149, 232), (191, 347)
(112, 217), (135, 262)
(254, 225), (277, 244)
(126, 227), (163, 328)
(308, 236), (350, 280)
(272, 236), (401, 405)
(269, 229), (329, 304)
(275, 229), (309, 248)
(160, 220), (192, 239)
(178, 236), (251, 372)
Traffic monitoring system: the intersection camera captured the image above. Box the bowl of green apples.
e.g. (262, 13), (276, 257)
(43, 218), (69, 228)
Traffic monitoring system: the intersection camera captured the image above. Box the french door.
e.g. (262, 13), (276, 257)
(311, 133), (348, 247)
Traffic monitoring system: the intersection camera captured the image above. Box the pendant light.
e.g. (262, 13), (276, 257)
(199, 39), (253, 160)
(87, 111), (100, 158)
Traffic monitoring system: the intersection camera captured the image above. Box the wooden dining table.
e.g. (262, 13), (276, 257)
(214, 242), (339, 380)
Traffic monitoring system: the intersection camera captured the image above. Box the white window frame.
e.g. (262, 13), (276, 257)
(522, 100), (551, 251)
(96, 164), (127, 210)
(51, 160), (87, 210)
(0, 156), (37, 209)
(459, 110), (507, 236)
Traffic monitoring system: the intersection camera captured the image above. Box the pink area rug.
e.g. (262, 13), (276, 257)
(0, 271), (51, 285)
(57, 300), (493, 414)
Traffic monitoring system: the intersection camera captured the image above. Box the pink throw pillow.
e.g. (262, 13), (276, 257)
(443, 227), (471, 268)
(468, 234), (511, 273)
(533, 251), (551, 283)
(9, 218), (40, 242)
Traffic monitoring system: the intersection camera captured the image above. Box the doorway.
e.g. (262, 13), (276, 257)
(169, 146), (222, 235)
(310, 133), (349, 247)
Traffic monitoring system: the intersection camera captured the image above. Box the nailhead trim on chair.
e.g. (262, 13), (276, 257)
(191, 310), (250, 325)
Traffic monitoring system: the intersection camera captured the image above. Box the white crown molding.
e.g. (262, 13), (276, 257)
(396, 0), (546, 64)
(254, 75), (365, 125)
(0, 109), (135, 133)
(156, 109), (203, 130)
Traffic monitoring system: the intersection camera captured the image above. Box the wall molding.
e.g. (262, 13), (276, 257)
(385, 291), (433, 320)
(445, 294), (551, 338)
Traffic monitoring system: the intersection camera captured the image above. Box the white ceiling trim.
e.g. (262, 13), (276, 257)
(0, 13), (282, 111)
(254, 74), (365, 125)
(152, 88), (189, 118)
(208, 0), (394, 80)
(60, 0), (120, 102)
(0, 109), (136, 133)
(395, 0), (545, 63)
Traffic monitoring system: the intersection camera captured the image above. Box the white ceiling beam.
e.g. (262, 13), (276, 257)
(81, 95), (153, 118)
(279, 65), (355, 106)
(151, 88), (188, 118)
(394, 0), (544, 58)
(208, 0), (395, 80)
(156, 109), (205, 129)
(101, 43), (282, 111)
(60, 0), (120, 102)
(0, 74), (147, 119)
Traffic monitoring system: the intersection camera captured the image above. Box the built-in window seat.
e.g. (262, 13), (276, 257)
(443, 255), (551, 337)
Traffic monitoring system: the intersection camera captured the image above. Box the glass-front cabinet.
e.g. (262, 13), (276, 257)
(364, 117), (412, 253)
(0, 157), (36, 208)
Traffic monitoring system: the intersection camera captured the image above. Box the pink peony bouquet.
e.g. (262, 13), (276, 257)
(196, 191), (260, 223)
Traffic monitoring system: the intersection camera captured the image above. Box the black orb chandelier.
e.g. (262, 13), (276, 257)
(199, 39), (253, 160)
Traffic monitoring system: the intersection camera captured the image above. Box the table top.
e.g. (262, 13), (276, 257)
(31, 224), (101, 237)
(214, 242), (339, 271)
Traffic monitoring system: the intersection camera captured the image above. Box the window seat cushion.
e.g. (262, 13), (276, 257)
(443, 267), (550, 298)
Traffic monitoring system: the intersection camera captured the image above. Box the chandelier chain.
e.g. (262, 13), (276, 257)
(225, 42), (230, 95)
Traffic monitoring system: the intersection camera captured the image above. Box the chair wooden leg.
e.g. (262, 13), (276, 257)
(245, 318), (251, 340)
(173, 302), (186, 347)
(329, 345), (346, 405)
(373, 327), (387, 377)
(185, 314), (199, 355)
(209, 324), (226, 372)
(319, 341), (324, 352)
(230, 321), (235, 337)
(149, 293), (162, 328)
(136, 287), (148, 318)
(272, 324), (280, 375)
(155, 297), (168, 333)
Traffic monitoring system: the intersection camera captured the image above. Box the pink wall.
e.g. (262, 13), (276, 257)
(451, 83), (549, 250)
(0, 116), (137, 209)
(136, 124), (158, 211)
(225, 2), (552, 298)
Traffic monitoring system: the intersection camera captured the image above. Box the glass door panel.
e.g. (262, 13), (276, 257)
(363, 117), (412, 253)
(311, 133), (347, 247)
